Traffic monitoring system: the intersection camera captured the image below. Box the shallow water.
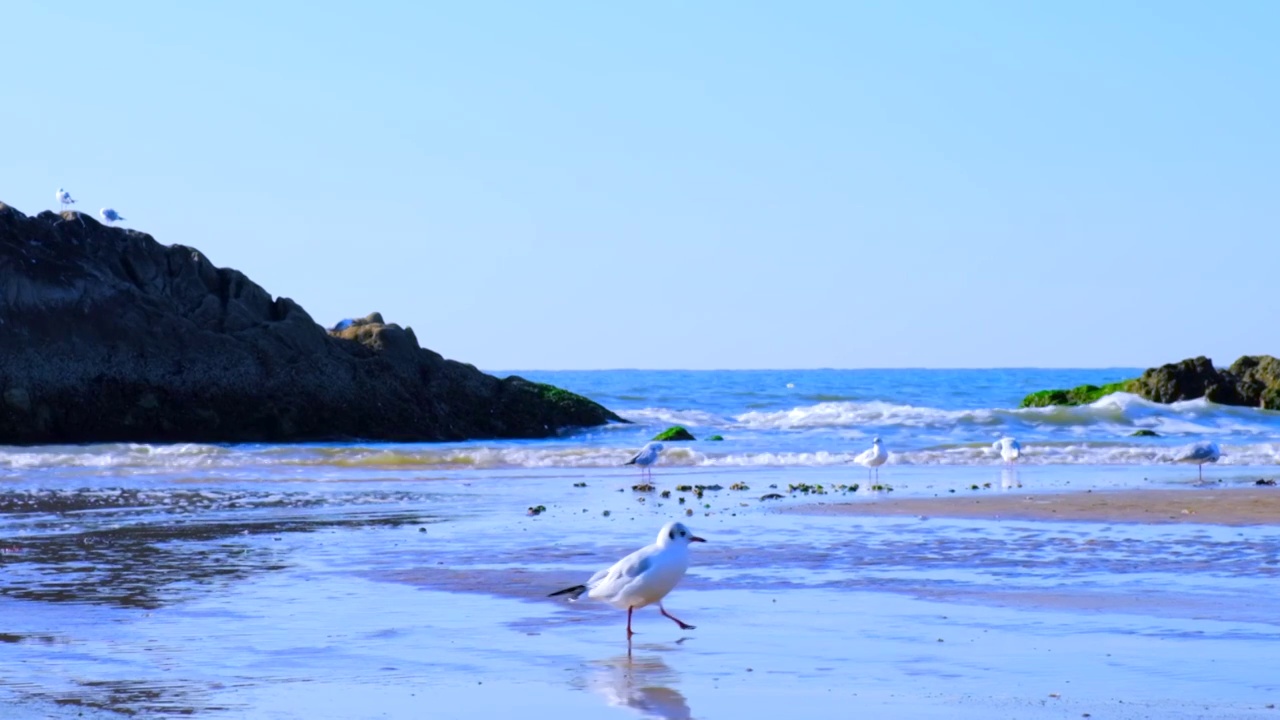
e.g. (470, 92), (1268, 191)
(2, 458), (1278, 718)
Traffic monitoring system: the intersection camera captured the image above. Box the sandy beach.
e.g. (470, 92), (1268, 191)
(2, 463), (1279, 718)
(792, 486), (1280, 526)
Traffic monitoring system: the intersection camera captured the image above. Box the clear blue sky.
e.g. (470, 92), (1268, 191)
(3, 1), (1276, 369)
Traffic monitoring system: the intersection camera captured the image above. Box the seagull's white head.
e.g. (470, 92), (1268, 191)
(656, 521), (705, 548)
(648, 442), (665, 453)
(872, 437), (882, 445)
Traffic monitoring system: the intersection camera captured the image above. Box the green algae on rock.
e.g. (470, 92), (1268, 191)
(652, 426), (696, 441)
(1019, 380), (1137, 408)
(1130, 429), (1160, 437)
(706, 434), (725, 441)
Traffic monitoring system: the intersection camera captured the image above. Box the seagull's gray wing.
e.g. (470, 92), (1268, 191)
(589, 545), (656, 593)
(1176, 442), (1219, 462)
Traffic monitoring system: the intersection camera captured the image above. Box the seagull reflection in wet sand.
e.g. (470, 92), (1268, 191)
(584, 652), (692, 720)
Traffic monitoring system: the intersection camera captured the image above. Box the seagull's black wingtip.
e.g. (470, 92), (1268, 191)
(549, 584), (587, 599)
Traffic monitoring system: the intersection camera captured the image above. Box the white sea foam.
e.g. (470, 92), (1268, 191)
(3, 440), (1279, 471)
(619, 407), (730, 428)
(735, 401), (995, 431)
(731, 393), (1280, 437)
(0, 443), (229, 470)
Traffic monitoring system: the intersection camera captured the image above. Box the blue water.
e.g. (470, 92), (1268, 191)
(3, 368), (1279, 473)
(501, 368), (1280, 466)
(2, 369), (1278, 719)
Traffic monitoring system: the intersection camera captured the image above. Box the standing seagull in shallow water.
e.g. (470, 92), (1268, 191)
(993, 436), (1022, 465)
(100, 208), (125, 224)
(549, 521), (705, 638)
(625, 442), (664, 479)
(56, 188), (76, 212)
(854, 437), (888, 481)
(1174, 441), (1221, 481)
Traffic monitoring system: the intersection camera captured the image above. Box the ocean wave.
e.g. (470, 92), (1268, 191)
(0, 443), (230, 470)
(735, 400), (994, 430)
(731, 394), (1280, 437)
(3, 440), (1279, 472)
(617, 407), (730, 428)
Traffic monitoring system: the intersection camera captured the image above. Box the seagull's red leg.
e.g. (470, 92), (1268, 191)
(659, 603), (696, 630)
(627, 606), (635, 637)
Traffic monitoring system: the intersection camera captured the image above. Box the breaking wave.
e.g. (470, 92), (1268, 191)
(5, 440), (1279, 472)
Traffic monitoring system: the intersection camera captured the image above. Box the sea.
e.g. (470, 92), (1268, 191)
(2, 368), (1278, 718)
(4, 368), (1277, 476)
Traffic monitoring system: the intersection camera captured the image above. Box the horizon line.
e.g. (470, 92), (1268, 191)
(486, 366), (1151, 373)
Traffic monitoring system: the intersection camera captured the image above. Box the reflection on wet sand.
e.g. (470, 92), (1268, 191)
(1000, 466), (1021, 490)
(0, 487), (436, 609)
(584, 652), (692, 720)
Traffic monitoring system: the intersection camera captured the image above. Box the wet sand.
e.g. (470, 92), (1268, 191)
(792, 486), (1280, 525)
(2, 465), (1279, 718)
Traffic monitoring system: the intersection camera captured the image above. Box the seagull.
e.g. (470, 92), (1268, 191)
(625, 442), (664, 479)
(549, 520), (705, 638)
(1174, 441), (1221, 481)
(993, 436), (1022, 464)
(100, 208), (125, 224)
(56, 188), (76, 212)
(854, 437), (888, 481)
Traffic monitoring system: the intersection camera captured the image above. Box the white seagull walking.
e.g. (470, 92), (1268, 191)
(1174, 441), (1221, 481)
(625, 441), (664, 479)
(993, 436), (1022, 464)
(549, 521), (705, 638)
(854, 437), (888, 481)
(56, 188), (76, 212)
(100, 208), (125, 224)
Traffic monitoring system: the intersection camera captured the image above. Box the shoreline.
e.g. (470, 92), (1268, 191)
(787, 486), (1280, 526)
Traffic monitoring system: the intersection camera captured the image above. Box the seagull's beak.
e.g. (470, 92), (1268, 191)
(690, 536), (706, 543)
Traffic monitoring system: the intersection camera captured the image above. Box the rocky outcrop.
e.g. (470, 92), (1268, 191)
(0, 203), (624, 444)
(1020, 355), (1280, 410)
(1129, 355), (1280, 409)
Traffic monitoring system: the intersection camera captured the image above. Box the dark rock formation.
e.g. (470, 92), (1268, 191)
(652, 426), (695, 441)
(1129, 355), (1280, 409)
(1130, 429), (1159, 437)
(1129, 356), (1240, 405)
(1224, 355), (1280, 410)
(0, 203), (623, 445)
(1019, 355), (1280, 411)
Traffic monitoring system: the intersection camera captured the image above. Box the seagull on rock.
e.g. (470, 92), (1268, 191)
(1174, 441), (1221, 481)
(854, 437), (888, 481)
(56, 188), (76, 212)
(625, 442), (664, 479)
(549, 521), (705, 638)
(100, 208), (125, 224)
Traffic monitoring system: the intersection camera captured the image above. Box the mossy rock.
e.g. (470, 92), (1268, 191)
(1019, 379), (1138, 408)
(1130, 429), (1159, 437)
(530, 382), (626, 424)
(706, 434), (724, 441)
(652, 426), (695, 441)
